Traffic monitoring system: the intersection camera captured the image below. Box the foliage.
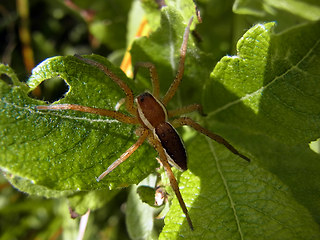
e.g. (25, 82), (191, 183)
(1, 0), (320, 239)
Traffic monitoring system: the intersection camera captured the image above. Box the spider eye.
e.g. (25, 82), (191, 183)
(138, 92), (152, 102)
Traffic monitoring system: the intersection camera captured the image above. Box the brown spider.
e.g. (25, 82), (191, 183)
(36, 17), (249, 230)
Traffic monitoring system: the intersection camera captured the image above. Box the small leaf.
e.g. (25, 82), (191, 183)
(137, 185), (156, 206)
(140, 0), (198, 30)
(126, 184), (155, 240)
(85, 0), (131, 50)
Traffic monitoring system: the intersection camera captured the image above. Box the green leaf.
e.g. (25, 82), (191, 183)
(68, 189), (119, 215)
(136, 185), (157, 206)
(160, 136), (320, 239)
(233, 0), (320, 21)
(195, 1), (236, 59)
(0, 54), (156, 196)
(204, 21), (320, 145)
(126, 184), (155, 240)
(85, 0), (131, 50)
(140, 0), (197, 30)
(202, 20), (320, 224)
(159, 21), (320, 238)
(131, 6), (213, 108)
(228, 125), (320, 224)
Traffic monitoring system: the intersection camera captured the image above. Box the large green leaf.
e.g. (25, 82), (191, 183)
(204, 21), (320, 145)
(0, 55), (156, 197)
(157, 19), (320, 238)
(160, 136), (320, 239)
(202, 20), (320, 224)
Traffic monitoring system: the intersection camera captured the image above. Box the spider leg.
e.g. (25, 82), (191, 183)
(74, 54), (136, 115)
(168, 103), (205, 118)
(133, 62), (160, 99)
(36, 104), (139, 124)
(171, 117), (250, 162)
(162, 16), (193, 106)
(149, 134), (194, 230)
(96, 129), (149, 181)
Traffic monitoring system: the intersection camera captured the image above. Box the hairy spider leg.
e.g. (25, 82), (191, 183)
(149, 133), (194, 230)
(36, 104), (138, 124)
(162, 16), (193, 106)
(168, 103), (205, 118)
(74, 54), (136, 115)
(133, 62), (160, 99)
(96, 129), (149, 181)
(171, 117), (250, 162)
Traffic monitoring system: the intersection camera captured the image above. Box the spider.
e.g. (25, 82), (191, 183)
(36, 17), (249, 230)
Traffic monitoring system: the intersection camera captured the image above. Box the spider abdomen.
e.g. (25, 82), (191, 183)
(155, 122), (187, 171)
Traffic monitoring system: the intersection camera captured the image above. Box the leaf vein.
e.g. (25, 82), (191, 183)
(164, 10), (176, 73)
(1, 98), (120, 124)
(206, 137), (244, 240)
